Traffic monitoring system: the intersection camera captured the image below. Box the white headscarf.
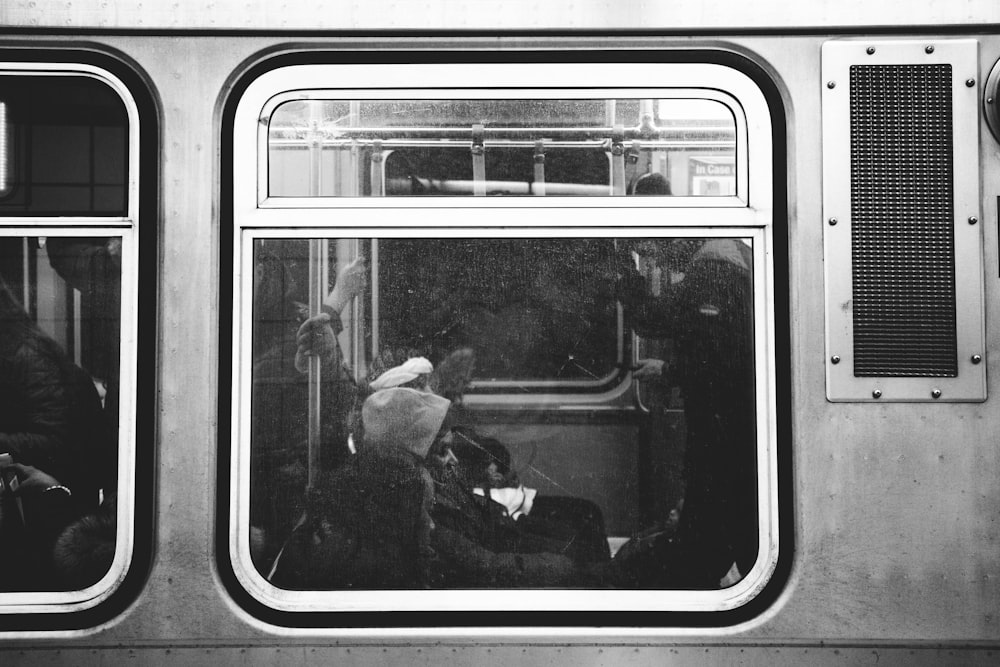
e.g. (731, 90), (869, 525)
(369, 356), (434, 391)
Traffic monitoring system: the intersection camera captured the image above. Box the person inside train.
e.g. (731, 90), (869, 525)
(45, 237), (123, 497)
(359, 350), (612, 578)
(0, 274), (114, 590)
(267, 444), (437, 590)
(353, 386), (610, 588)
(449, 429), (611, 566)
(614, 236), (757, 588)
(629, 171), (672, 196)
(0, 462), (116, 591)
(248, 246), (365, 574)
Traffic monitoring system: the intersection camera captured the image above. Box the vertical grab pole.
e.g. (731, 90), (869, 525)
(369, 240), (379, 363)
(307, 239), (323, 489)
(533, 140), (546, 196)
(306, 100), (325, 489)
(471, 123), (486, 196)
(370, 140), (384, 197)
(611, 124), (626, 196)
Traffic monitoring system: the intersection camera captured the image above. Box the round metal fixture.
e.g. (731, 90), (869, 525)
(984, 57), (1000, 142)
(872, 389), (882, 399)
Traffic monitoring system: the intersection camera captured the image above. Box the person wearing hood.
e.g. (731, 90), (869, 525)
(615, 237), (757, 588)
(267, 385), (445, 590)
(356, 385), (609, 588)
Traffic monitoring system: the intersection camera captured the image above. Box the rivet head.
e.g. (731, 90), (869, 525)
(969, 216), (979, 225)
(972, 354), (982, 364)
(931, 388), (942, 399)
(827, 81), (836, 89)
(831, 355), (841, 364)
(925, 45), (935, 54)
(828, 217), (838, 226)
(872, 389), (882, 399)
(967, 78), (976, 87)
(866, 46), (876, 55)
(989, 97), (995, 105)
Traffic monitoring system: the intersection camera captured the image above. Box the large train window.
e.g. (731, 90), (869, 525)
(0, 66), (142, 615)
(228, 61), (779, 616)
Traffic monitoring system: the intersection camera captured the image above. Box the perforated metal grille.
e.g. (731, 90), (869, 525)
(849, 64), (957, 377)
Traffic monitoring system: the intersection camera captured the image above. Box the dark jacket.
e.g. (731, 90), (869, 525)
(0, 329), (111, 511)
(269, 448), (432, 590)
(430, 472), (582, 588)
(249, 328), (358, 545)
(618, 239), (758, 584)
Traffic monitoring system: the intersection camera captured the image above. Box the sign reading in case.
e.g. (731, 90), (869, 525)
(689, 156), (735, 196)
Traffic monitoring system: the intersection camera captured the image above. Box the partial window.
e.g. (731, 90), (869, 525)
(0, 66), (141, 614)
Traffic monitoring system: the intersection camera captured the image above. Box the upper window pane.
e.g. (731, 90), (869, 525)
(267, 98), (735, 198)
(0, 76), (128, 216)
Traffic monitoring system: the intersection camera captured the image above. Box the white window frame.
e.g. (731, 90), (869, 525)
(0, 63), (140, 615)
(230, 61), (778, 614)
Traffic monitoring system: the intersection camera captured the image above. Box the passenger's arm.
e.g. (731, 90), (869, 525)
(431, 524), (579, 587)
(294, 256), (367, 373)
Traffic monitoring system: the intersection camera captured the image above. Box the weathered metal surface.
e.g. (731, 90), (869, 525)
(0, 27), (995, 661)
(0, 0), (999, 31)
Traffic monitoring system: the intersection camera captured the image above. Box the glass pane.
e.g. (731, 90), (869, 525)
(267, 98), (735, 197)
(247, 235), (758, 591)
(0, 236), (120, 591)
(0, 77), (128, 216)
(374, 238), (621, 383)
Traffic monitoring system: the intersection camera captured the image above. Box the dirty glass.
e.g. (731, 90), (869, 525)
(0, 76), (128, 216)
(248, 235), (758, 591)
(267, 98), (736, 197)
(0, 235), (120, 592)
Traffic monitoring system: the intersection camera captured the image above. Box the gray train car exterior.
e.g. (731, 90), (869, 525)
(0, 1), (999, 664)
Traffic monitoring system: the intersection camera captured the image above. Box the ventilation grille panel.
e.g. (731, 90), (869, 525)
(849, 64), (957, 377)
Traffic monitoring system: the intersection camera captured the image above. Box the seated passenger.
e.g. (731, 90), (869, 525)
(268, 447), (435, 590)
(0, 276), (111, 515)
(0, 462), (115, 591)
(450, 429), (611, 566)
(362, 388), (605, 587)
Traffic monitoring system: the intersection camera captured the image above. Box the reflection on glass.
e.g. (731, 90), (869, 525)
(248, 236), (757, 591)
(267, 98), (736, 197)
(0, 236), (119, 592)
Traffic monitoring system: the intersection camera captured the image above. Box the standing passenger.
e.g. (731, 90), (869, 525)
(616, 237), (757, 588)
(249, 248), (365, 574)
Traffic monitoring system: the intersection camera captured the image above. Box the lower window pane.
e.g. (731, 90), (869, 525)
(0, 236), (120, 592)
(247, 235), (758, 591)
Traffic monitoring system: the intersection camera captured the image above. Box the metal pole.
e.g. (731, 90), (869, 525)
(306, 103), (323, 488)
